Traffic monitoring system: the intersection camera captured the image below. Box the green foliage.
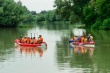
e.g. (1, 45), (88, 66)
(54, 0), (90, 23)
(0, 7), (3, 15)
(80, 0), (110, 29)
(101, 18), (110, 30)
(36, 14), (45, 22)
(31, 11), (37, 15)
(36, 10), (61, 23)
(54, 0), (110, 30)
(91, 20), (102, 30)
(69, 12), (79, 23)
(91, 18), (110, 30)
(83, 5), (97, 27)
(0, 0), (35, 27)
(44, 10), (57, 22)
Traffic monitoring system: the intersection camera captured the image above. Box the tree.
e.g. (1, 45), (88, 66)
(0, 0), (35, 27)
(54, 0), (90, 23)
(83, 0), (110, 29)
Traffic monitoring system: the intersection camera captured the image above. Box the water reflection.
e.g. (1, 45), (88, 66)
(70, 45), (94, 58)
(15, 46), (47, 57)
(56, 42), (95, 73)
(1, 24), (110, 73)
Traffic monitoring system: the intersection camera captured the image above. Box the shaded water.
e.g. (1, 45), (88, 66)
(0, 24), (110, 73)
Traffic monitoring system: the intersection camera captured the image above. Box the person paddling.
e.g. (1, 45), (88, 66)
(38, 35), (43, 44)
(33, 37), (38, 44)
(27, 37), (31, 44)
(69, 37), (74, 43)
(87, 34), (91, 42)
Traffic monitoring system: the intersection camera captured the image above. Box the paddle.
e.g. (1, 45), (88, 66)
(36, 33), (39, 41)
(37, 33), (38, 39)
(34, 33), (35, 37)
(31, 33), (32, 38)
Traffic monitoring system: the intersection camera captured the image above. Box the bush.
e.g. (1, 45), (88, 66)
(101, 18), (110, 30)
(91, 20), (102, 30)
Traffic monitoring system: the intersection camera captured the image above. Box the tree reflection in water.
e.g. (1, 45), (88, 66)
(15, 45), (47, 58)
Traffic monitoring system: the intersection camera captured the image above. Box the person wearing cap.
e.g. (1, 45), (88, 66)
(38, 35), (43, 44)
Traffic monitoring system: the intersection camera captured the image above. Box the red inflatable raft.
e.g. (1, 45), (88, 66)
(14, 39), (47, 47)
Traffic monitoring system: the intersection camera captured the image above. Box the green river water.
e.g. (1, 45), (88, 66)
(0, 24), (110, 73)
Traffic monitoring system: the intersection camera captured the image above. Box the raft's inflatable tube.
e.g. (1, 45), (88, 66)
(14, 39), (47, 47)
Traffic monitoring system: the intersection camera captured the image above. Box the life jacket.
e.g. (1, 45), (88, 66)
(90, 36), (94, 41)
(38, 37), (43, 43)
(87, 36), (91, 42)
(81, 36), (84, 43)
(90, 36), (93, 39)
(33, 39), (38, 44)
(21, 38), (24, 43)
(27, 38), (31, 44)
(84, 38), (87, 42)
(23, 38), (27, 43)
(30, 38), (34, 44)
(77, 37), (81, 42)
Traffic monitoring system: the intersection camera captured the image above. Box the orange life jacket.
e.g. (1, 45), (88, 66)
(23, 38), (27, 43)
(81, 36), (84, 43)
(27, 38), (31, 44)
(30, 39), (34, 44)
(21, 38), (27, 43)
(30, 39), (38, 44)
(33, 39), (38, 44)
(38, 37), (43, 43)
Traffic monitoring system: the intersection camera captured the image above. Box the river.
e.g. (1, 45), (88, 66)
(0, 24), (110, 73)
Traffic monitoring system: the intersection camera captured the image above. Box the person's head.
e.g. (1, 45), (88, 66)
(39, 35), (42, 37)
(84, 36), (86, 38)
(20, 37), (22, 38)
(88, 34), (91, 36)
(33, 37), (35, 39)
